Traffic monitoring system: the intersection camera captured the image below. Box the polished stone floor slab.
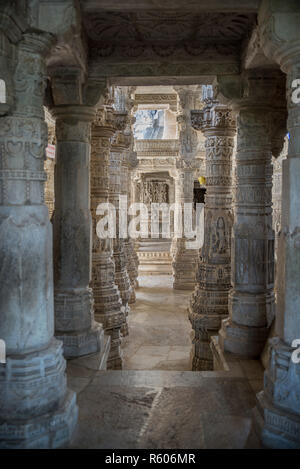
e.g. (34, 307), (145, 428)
(123, 275), (192, 370)
(67, 369), (261, 449)
(66, 275), (262, 449)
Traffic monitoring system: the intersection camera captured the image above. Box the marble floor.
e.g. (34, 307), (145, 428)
(122, 275), (192, 371)
(67, 367), (261, 449)
(66, 274), (263, 449)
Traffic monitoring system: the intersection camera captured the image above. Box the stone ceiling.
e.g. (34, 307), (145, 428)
(80, 2), (258, 80)
(83, 11), (256, 58)
(84, 11), (255, 43)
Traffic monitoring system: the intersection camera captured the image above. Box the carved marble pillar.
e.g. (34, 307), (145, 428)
(121, 92), (139, 303)
(253, 1), (300, 449)
(172, 86), (201, 290)
(0, 30), (77, 448)
(91, 104), (123, 369)
(217, 75), (278, 359)
(44, 107), (56, 218)
(128, 151), (140, 290)
(110, 91), (132, 336)
(51, 70), (104, 358)
(172, 165), (197, 290)
(188, 93), (236, 370)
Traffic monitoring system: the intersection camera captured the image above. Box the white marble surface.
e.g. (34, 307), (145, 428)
(122, 275), (192, 370)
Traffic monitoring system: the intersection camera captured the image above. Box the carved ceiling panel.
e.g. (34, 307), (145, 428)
(84, 11), (255, 43)
(80, 5), (257, 78)
(83, 10), (256, 61)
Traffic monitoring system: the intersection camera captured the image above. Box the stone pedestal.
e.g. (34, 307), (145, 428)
(0, 31), (77, 448)
(188, 93), (236, 370)
(91, 104), (123, 370)
(52, 103), (103, 358)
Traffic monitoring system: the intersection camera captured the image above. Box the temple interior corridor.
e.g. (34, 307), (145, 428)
(1, 0), (300, 451)
(122, 275), (192, 371)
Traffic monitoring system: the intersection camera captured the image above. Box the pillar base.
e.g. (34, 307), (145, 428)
(121, 305), (130, 337)
(219, 318), (269, 358)
(191, 352), (213, 371)
(0, 339), (78, 449)
(172, 243), (196, 291)
(254, 391), (300, 449)
(0, 391), (77, 449)
(188, 301), (227, 371)
(107, 356), (123, 370)
(56, 323), (104, 359)
(190, 328), (215, 371)
(129, 289), (136, 304)
(173, 281), (195, 291)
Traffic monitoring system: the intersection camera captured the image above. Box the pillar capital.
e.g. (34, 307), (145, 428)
(49, 67), (107, 108)
(0, 2), (26, 44)
(258, 0), (300, 74)
(191, 104), (236, 135)
(92, 105), (115, 138)
(19, 31), (55, 57)
(215, 69), (285, 112)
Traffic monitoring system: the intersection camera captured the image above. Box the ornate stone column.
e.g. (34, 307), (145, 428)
(253, 1), (300, 449)
(188, 89), (236, 370)
(121, 88), (139, 303)
(0, 26), (77, 448)
(51, 69), (104, 358)
(216, 71), (282, 359)
(91, 102), (124, 369)
(44, 107), (56, 218)
(172, 164), (196, 290)
(128, 150), (140, 290)
(110, 87), (132, 336)
(172, 86), (201, 290)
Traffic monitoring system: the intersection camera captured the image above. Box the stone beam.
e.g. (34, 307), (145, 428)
(108, 76), (216, 87)
(81, 0), (261, 13)
(242, 26), (277, 70)
(90, 62), (240, 80)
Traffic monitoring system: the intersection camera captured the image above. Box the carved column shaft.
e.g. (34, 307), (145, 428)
(254, 3), (300, 447)
(172, 86), (201, 290)
(122, 97), (139, 303)
(110, 96), (132, 335)
(52, 103), (103, 358)
(172, 167), (196, 290)
(219, 103), (274, 358)
(0, 30), (77, 448)
(188, 98), (236, 370)
(91, 104), (123, 369)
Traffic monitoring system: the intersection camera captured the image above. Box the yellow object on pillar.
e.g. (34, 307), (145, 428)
(198, 176), (206, 185)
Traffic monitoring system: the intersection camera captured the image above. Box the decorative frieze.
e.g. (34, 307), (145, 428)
(134, 139), (179, 157)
